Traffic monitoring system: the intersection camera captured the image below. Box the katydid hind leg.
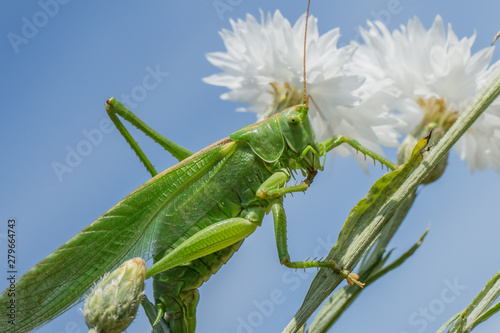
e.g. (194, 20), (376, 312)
(145, 209), (264, 332)
(146, 215), (261, 278)
(106, 97), (195, 177)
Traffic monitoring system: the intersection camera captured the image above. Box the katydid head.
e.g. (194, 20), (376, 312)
(230, 0), (321, 173)
(278, 104), (321, 173)
(278, 0), (321, 173)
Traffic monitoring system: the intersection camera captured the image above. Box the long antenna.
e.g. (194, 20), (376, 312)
(303, 0), (311, 106)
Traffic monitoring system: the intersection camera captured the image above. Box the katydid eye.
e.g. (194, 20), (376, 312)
(287, 114), (300, 126)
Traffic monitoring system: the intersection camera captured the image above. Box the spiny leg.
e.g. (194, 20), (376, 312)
(106, 97), (194, 177)
(320, 134), (398, 171)
(256, 169), (318, 199)
(271, 199), (364, 287)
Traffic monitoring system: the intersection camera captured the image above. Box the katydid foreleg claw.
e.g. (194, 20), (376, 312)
(338, 269), (365, 288)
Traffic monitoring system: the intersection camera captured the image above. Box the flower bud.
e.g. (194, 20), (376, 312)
(264, 82), (303, 118)
(397, 97), (458, 184)
(83, 258), (146, 333)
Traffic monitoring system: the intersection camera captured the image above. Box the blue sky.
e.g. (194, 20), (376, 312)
(1, 1), (500, 332)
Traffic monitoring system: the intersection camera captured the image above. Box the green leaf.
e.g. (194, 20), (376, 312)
(283, 134), (430, 333)
(307, 206), (428, 333)
(282, 68), (500, 333)
(438, 271), (500, 333)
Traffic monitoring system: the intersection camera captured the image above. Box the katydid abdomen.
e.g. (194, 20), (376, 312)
(153, 242), (244, 332)
(148, 140), (274, 332)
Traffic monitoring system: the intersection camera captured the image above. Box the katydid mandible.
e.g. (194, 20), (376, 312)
(0, 5), (397, 333)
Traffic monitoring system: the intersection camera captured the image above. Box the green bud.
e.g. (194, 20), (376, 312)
(83, 258), (146, 333)
(397, 97), (458, 184)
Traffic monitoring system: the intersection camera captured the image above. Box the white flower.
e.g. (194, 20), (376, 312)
(203, 10), (413, 164)
(351, 15), (500, 172)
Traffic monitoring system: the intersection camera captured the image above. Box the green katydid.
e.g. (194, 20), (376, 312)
(0, 98), (396, 333)
(0, 4), (401, 333)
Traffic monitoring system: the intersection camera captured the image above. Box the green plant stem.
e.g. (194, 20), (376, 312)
(282, 68), (500, 333)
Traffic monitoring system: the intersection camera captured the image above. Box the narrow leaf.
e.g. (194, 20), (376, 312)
(282, 68), (500, 333)
(440, 270), (500, 333)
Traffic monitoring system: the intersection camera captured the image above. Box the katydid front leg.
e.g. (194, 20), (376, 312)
(321, 135), (398, 171)
(255, 169), (317, 198)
